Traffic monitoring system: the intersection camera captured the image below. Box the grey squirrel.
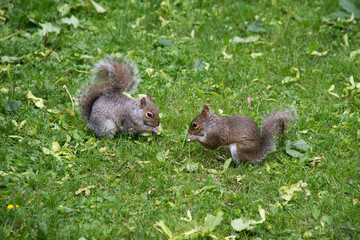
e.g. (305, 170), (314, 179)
(188, 105), (296, 165)
(77, 57), (159, 139)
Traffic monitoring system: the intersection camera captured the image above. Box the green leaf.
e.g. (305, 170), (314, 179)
(1, 56), (20, 63)
(306, 44), (320, 55)
(4, 100), (21, 112)
(247, 20), (266, 33)
(285, 139), (311, 158)
(340, 0), (360, 19)
(203, 211), (223, 232)
(56, 206), (73, 213)
(285, 149), (304, 158)
(222, 158), (232, 172)
(58, 4), (71, 16)
(328, 11), (352, 19)
(158, 38), (175, 47)
(156, 150), (169, 162)
(186, 162), (198, 172)
(279, 180), (307, 202)
(292, 139), (312, 152)
(194, 59), (205, 71)
(37, 222), (48, 240)
(61, 15), (79, 28)
(231, 218), (253, 232)
(90, 0), (107, 13)
(38, 22), (61, 36)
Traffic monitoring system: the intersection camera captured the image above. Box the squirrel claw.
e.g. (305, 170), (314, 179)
(152, 127), (158, 135)
(187, 135), (196, 142)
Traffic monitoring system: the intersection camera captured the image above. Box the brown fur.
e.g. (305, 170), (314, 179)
(188, 106), (296, 165)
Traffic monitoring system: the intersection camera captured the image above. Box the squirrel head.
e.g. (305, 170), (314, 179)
(140, 94), (159, 127)
(188, 105), (210, 135)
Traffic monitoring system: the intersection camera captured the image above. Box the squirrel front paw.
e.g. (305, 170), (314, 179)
(152, 127), (159, 135)
(187, 135), (197, 142)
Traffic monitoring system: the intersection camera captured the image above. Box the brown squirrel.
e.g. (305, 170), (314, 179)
(77, 56), (159, 139)
(187, 105), (296, 165)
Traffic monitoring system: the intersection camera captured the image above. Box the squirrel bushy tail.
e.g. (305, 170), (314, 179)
(77, 57), (140, 120)
(260, 109), (296, 157)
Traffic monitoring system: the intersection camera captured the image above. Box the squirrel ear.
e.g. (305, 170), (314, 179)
(140, 98), (146, 109)
(203, 105), (209, 113)
(201, 105), (209, 120)
(147, 94), (152, 101)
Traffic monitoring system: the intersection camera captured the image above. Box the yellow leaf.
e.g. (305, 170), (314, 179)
(350, 49), (360, 60)
(251, 52), (263, 58)
(154, 220), (174, 239)
(75, 185), (96, 196)
(281, 67), (300, 84)
(311, 50), (328, 56)
(43, 147), (52, 154)
(51, 142), (61, 152)
(1, 87), (9, 93)
(222, 51), (233, 59)
(27, 91), (45, 108)
(180, 210), (193, 222)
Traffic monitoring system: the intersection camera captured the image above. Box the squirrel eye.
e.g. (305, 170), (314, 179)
(146, 112), (153, 118)
(192, 123), (198, 128)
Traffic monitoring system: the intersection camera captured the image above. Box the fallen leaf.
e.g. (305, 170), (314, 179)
(279, 180), (307, 203)
(251, 52), (263, 58)
(38, 22), (61, 36)
(230, 36), (259, 43)
(222, 51), (233, 59)
(154, 221), (174, 239)
(61, 15), (79, 28)
(350, 49), (360, 60)
(90, 0), (106, 13)
(66, 109), (75, 116)
(311, 50), (328, 56)
(281, 67), (300, 84)
(247, 97), (252, 108)
(75, 185), (96, 196)
(203, 211), (223, 232)
(27, 91), (45, 108)
(247, 20), (266, 33)
(327, 84), (340, 98)
(180, 210), (193, 222)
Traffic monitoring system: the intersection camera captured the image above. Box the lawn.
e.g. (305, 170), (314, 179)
(0, 0), (359, 239)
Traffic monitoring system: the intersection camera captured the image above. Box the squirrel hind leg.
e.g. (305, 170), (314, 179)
(92, 119), (117, 140)
(229, 143), (265, 165)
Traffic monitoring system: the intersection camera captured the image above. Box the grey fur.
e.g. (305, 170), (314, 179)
(77, 56), (159, 139)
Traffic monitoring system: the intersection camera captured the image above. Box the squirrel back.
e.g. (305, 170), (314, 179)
(77, 56), (159, 139)
(188, 106), (296, 165)
(77, 57), (140, 120)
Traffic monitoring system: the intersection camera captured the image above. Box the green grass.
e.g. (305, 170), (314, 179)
(1, 0), (359, 239)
